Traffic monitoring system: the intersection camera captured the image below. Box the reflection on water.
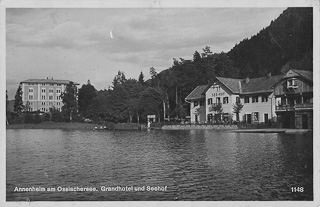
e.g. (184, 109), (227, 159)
(6, 129), (313, 201)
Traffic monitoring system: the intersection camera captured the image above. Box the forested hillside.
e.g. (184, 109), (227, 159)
(152, 7), (313, 116)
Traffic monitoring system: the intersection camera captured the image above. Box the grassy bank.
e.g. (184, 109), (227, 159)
(6, 122), (96, 130)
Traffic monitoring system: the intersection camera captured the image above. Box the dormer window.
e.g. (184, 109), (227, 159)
(287, 79), (298, 88)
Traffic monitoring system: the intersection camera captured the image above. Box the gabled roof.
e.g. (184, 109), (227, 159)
(215, 77), (242, 93)
(241, 75), (284, 94)
(20, 79), (79, 85)
(185, 85), (209, 100)
(215, 75), (284, 95)
(290, 69), (313, 82)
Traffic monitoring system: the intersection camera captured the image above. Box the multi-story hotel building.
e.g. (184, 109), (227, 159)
(20, 78), (79, 113)
(185, 69), (313, 129)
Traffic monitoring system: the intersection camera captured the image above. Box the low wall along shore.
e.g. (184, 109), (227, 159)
(162, 125), (238, 130)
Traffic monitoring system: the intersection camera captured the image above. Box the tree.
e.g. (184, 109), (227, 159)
(123, 79), (145, 123)
(78, 80), (97, 117)
(150, 67), (157, 79)
(232, 102), (244, 122)
(138, 71), (145, 85)
(193, 51), (201, 62)
(112, 71), (126, 87)
(61, 82), (78, 121)
(14, 84), (24, 115)
(201, 46), (212, 58)
(138, 87), (163, 123)
(211, 103), (223, 122)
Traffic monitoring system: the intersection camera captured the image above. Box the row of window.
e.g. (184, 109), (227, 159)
(29, 88), (62, 93)
(28, 95), (61, 100)
(28, 83), (63, 86)
(194, 95), (269, 107)
(244, 96), (268, 103)
(41, 107), (61, 112)
(26, 107), (61, 112)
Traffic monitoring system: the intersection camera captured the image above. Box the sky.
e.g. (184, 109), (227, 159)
(6, 7), (287, 99)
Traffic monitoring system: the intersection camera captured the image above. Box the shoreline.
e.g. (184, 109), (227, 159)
(6, 122), (96, 130)
(6, 122), (313, 134)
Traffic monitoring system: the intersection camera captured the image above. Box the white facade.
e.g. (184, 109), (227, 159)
(21, 79), (78, 113)
(189, 99), (206, 123)
(240, 94), (276, 123)
(205, 84), (239, 122)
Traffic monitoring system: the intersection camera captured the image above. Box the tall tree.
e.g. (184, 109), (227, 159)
(61, 82), (78, 121)
(193, 51), (201, 62)
(14, 84), (24, 115)
(149, 67), (157, 79)
(138, 87), (163, 123)
(232, 102), (244, 122)
(201, 46), (212, 58)
(138, 71), (145, 85)
(78, 80), (97, 117)
(112, 71), (126, 87)
(123, 79), (145, 123)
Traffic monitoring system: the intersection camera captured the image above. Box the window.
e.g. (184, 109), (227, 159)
(216, 97), (221, 104)
(49, 88), (54, 93)
(57, 84), (61, 86)
(252, 96), (259, 103)
(56, 89), (61, 93)
(28, 95), (33, 100)
(42, 102), (45, 105)
(28, 88), (33, 92)
(253, 112), (259, 122)
(194, 101), (198, 107)
(41, 88), (46, 93)
(223, 97), (228, 104)
(49, 95), (53, 100)
(57, 96), (61, 100)
(287, 79), (297, 87)
(57, 102), (61, 106)
(50, 84), (54, 86)
(262, 96), (268, 102)
(244, 97), (250, 103)
(208, 98), (212, 105)
(42, 83), (46, 86)
(200, 100), (204, 106)
(236, 97), (240, 103)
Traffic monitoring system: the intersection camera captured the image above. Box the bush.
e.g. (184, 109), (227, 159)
(24, 112), (34, 124)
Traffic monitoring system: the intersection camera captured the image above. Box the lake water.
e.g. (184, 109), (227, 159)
(6, 129), (313, 201)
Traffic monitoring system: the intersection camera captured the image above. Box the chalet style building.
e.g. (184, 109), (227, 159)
(274, 69), (313, 129)
(20, 78), (79, 113)
(185, 69), (313, 129)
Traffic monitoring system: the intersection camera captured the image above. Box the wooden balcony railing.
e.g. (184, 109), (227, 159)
(276, 103), (313, 111)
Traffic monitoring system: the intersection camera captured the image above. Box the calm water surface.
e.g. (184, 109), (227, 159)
(6, 129), (313, 201)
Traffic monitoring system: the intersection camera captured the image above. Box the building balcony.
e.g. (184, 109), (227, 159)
(276, 105), (295, 111)
(209, 103), (222, 112)
(276, 103), (313, 111)
(294, 103), (313, 110)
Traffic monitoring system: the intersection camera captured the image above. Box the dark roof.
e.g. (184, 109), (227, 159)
(290, 69), (313, 82)
(215, 75), (284, 95)
(215, 77), (242, 93)
(185, 85), (209, 100)
(241, 75), (284, 94)
(20, 79), (79, 85)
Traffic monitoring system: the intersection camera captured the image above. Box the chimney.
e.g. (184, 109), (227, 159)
(267, 72), (271, 78)
(245, 77), (249, 83)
